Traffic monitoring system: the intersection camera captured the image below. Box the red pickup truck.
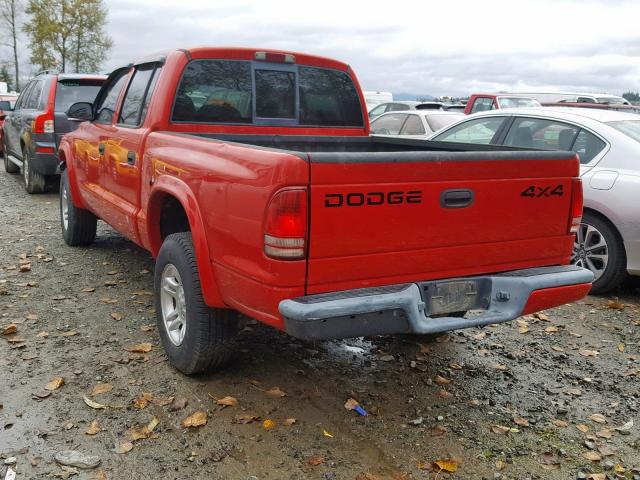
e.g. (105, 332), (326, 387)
(58, 47), (593, 374)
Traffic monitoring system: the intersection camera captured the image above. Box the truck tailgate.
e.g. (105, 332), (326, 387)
(307, 150), (579, 294)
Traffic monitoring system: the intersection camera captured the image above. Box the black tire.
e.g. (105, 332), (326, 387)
(22, 148), (46, 194)
(60, 169), (97, 246)
(574, 212), (627, 294)
(154, 232), (238, 374)
(3, 148), (19, 173)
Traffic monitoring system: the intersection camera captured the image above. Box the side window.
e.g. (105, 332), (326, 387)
(572, 130), (606, 164)
(172, 60), (252, 123)
(369, 104), (386, 117)
(399, 115), (426, 135)
(25, 81), (43, 109)
(471, 97), (494, 114)
(15, 82), (34, 110)
(433, 117), (504, 144)
(139, 67), (161, 122)
(118, 64), (157, 126)
(504, 117), (578, 149)
(95, 70), (130, 124)
(370, 113), (408, 135)
(386, 103), (410, 112)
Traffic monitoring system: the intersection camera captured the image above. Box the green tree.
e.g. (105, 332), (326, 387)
(23, 0), (112, 73)
(622, 91), (640, 103)
(0, 63), (14, 90)
(0, 0), (22, 90)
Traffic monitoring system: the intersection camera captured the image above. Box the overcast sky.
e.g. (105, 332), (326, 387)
(13, 0), (640, 97)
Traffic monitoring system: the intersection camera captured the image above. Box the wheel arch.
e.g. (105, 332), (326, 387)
(146, 177), (224, 307)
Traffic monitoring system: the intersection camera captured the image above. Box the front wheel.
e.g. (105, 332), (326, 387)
(154, 232), (238, 374)
(60, 170), (97, 246)
(571, 212), (626, 294)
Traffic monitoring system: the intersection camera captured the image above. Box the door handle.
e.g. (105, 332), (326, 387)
(98, 143), (105, 155)
(127, 151), (136, 165)
(441, 189), (474, 209)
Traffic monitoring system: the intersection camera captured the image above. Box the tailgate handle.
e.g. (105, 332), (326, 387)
(441, 189), (474, 209)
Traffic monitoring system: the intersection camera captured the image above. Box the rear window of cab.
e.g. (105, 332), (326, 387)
(171, 59), (364, 127)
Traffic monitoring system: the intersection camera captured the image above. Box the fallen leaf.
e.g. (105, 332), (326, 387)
(1, 323), (17, 335)
(606, 299), (625, 310)
(308, 456), (324, 466)
(495, 459), (506, 470)
(434, 375), (452, 385)
(83, 395), (107, 410)
(491, 425), (516, 435)
(265, 387), (286, 398)
(344, 398), (360, 411)
(434, 459), (458, 473)
(538, 452), (561, 470)
(552, 419), (568, 428)
(133, 392), (153, 409)
(61, 331), (77, 337)
(589, 413), (606, 424)
(125, 343), (152, 353)
(45, 376), (64, 391)
(169, 397), (188, 411)
(449, 362), (462, 370)
(545, 326), (559, 333)
(472, 331), (486, 340)
(128, 417), (159, 441)
(615, 419), (633, 431)
(181, 411), (207, 428)
(85, 420), (101, 435)
(576, 424), (590, 433)
(564, 387), (582, 396)
(596, 428), (612, 439)
(493, 363), (508, 371)
(587, 474), (606, 480)
(618, 343), (625, 353)
(217, 396), (238, 407)
(579, 349), (599, 357)
(263, 419), (276, 430)
(322, 429), (333, 438)
(52, 465), (79, 478)
(114, 441), (133, 454)
(81, 287), (96, 293)
(283, 417), (297, 426)
(19, 263), (31, 272)
(232, 414), (258, 424)
(437, 389), (453, 399)
(378, 354), (394, 362)
(37, 331), (48, 338)
(533, 312), (549, 321)
(90, 383), (113, 397)
(583, 451), (602, 461)
(110, 312), (123, 321)
(597, 444), (616, 456)
(513, 415), (530, 427)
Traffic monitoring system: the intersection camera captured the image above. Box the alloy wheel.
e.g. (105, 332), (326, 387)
(160, 263), (187, 346)
(571, 222), (609, 282)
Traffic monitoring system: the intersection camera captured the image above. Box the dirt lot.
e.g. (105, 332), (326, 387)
(0, 169), (639, 480)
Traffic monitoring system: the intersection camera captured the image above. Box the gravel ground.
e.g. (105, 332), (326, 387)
(1, 169), (639, 480)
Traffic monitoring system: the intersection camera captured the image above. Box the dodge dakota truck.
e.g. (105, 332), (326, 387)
(58, 47), (593, 374)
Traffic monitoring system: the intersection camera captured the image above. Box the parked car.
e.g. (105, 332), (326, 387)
(369, 100), (450, 119)
(370, 110), (464, 137)
(517, 91), (631, 106)
(430, 106), (640, 293)
(58, 47), (591, 374)
(464, 94), (541, 115)
(0, 93), (18, 157)
(2, 71), (106, 193)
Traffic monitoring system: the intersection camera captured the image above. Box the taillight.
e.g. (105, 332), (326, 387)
(264, 188), (307, 260)
(32, 114), (54, 134)
(569, 178), (583, 234)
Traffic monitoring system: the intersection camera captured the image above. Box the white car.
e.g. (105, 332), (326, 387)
(430, 107), (640, 293)
(370, 111), (465, 138)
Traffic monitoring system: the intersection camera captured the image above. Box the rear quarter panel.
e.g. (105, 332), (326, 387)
(140, 132), (310, 326)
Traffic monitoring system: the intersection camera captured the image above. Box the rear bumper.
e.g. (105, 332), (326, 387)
(279, 265), (593, 340)
(31, 150), (59, 175)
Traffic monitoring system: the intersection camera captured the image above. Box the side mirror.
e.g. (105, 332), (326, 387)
(67, 102), (94, 121)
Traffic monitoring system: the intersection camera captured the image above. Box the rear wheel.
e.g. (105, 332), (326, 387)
(155, 232), (238, 374)
(22, 149), (45, 193)
(3, 148), (19, 173)
(571, 212), (626, 294)
(60, 169), (97, 246)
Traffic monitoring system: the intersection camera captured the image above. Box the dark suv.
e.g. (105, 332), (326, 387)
(2, 71), (106, 193)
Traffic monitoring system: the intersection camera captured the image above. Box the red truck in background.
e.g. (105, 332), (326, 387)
(464, 93), (541, 114)
(58, 47), (593, 374)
